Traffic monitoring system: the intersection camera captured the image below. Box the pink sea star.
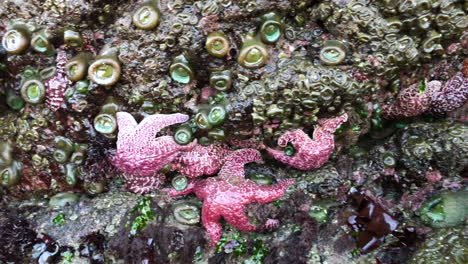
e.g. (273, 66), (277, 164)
(266, 113), (348, 170)
(45, 49), (72, 111)
(382, 81), (441, 119)
(112, 112), (197, 193)
(430, 72), (468, 114)
(172, 144), (232, 178)
(167, 149), (295, 246)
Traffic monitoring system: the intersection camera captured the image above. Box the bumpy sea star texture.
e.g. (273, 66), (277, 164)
(172, 144), (232, 178)
(430, 72), (468, 114)
(45, 49), (71, 111)
(382, 81), (441, 119)
(167, 149), (295, 246)
(112, 112), (197, 193)
(266, 113), (348, 170)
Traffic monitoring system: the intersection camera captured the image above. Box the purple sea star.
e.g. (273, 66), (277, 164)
(266, 113), (348, 170)
(430, 72), (468, 114)
(167, 149), (295, 246)
(172, 144), (232, 178)
(382, 81), (441, 119)
(45, 49), (72, 111)
(112, 112), (197, 193)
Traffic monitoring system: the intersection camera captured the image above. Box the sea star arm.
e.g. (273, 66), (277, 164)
(135, 113), (189, 138)
(222, 204), (257, 232)
(265, 147), (299, 166)
(125, 173), (165, 194)
(218, 149), (262, 181)
(314, 113), (348, 136)
(277, 129), (310, 147)
(202, 202), (223, 247)
(250, 179), (295, 203)
(116, 112), (138, 149)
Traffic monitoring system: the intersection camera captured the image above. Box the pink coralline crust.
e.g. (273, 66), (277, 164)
(425, 170), (442, 183)
(266, 113), (348, 170)
(430, 72), (468, 114)
(172, 144), (232, 178)
(382, 82), (439, 119)
(46, 50), (72, 111)
(112, 112), (197, 193)
(167, 149), (295, 246)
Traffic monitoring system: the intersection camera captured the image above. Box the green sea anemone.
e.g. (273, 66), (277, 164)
(132, 0), (161, 30)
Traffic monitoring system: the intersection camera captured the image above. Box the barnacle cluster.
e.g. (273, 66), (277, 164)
(240, 57), (370, 139)
(311, 0), (467, 79)
(409, 226), (467, 264)
(399, 121), (467, 177)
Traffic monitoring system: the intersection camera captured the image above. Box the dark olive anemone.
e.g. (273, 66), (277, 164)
(49, 192), (80, 208)
(419, 190), (467, 228)
(207, 128), (227, 141)
(84, 180), (106, 195)
(132, 0), (161, 30)
(173, 202), (200, 225)
(238, 33), (269, 69)
(259, 11), (283, 44)
(70, 143), (88, 165)
(88, 49), (121, 86)
(170, 53), (194, 84)
(64, 30), (83, 48)
(53, 136), (75, 164)
(0, 160), (22, 188)
(174, 125), (194, 145)
(6, 89), (25, 110)
(65, 52), (93, 82)
(172, 175), (188, 191)
(206, 32), (230, 58)
(382, 152), (397, 168)
(20, 79), (46, 104)
(284, 142), (296, 156)
(319, 40), (347, 66)
(210, 70), (232, 91)
(194, 110), (212, 130)
(94, 96), (120, 135)
(207, 105), (227, 126)
(1, 26), (30, 54)
(31, 29), (53, 54)
(0, 142), (13, 168)
(65, 163), (81, 186)
(250, 173), (273, 185)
